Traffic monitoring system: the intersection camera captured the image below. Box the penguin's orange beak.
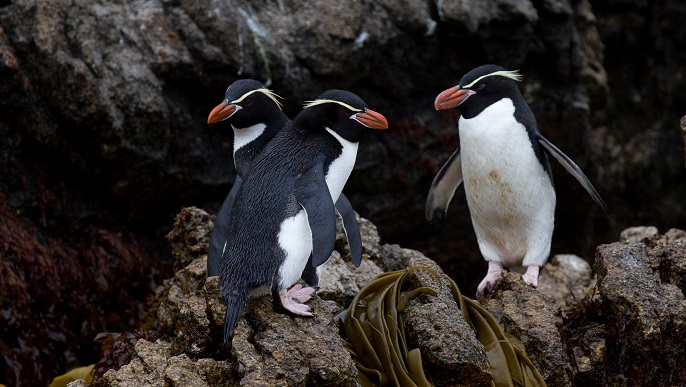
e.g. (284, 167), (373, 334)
(207, 100), (239, 124)
(353, 108), (389, 129)
(434, 86), (475, 110)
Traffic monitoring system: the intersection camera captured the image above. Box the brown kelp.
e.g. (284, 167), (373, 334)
(340, 266), (546, 386)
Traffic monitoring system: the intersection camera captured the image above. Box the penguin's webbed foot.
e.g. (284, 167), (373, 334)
(277, 284), (317, 317)
(286, 283), (319, 303)
(476, 262), (507, 298)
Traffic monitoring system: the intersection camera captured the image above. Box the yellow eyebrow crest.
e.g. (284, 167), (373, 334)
(303, 99), (362, 112)
(231, 88), (284, 110)
(462, 70), (523, 89)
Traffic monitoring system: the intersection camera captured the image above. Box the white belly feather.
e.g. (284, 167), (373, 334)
(459, 98), (555, 267)
(277, 130), (358, 288)
(277, 210), (312, 288)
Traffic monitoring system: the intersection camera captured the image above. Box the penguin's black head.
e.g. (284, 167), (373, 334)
(300, 90), (388, 142)
(207, 79), (284, 128)
(434, 64), (523, 118)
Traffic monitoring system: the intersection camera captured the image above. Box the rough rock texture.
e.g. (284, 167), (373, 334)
(231, 297), (358, 386)
(166, 206), (215, 269)
(397, 249), (492, 386)
(538, 254), (595, 309)
(482, 273), (574, 387)
(96, 207), (371, 386)
(619, 225), (659, 244)
(594, 233), (686, 386)
(76, 207), (686, 387)
(2, 1), (686, 382)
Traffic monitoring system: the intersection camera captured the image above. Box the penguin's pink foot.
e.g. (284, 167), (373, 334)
(476, 262), (507, 298)
(278, 284), (317, 317)
(285, 283), (319, 303)
(522, 265), (540, 288)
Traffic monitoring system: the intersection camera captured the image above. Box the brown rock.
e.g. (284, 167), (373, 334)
(595, 236), (686, 385)
(318, 250), (384, 307)
(156, 256), (221, 354)
(400, 251), (492, 386)
(166, 207), (215, 269)
(482, 273), (574, 386)
(231, 296), (358, 386)
(538, 254), (595, 309)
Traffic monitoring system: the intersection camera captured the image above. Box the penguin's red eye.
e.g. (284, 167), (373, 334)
(338, 110), (347, 118)
(476, 83), (486, 91)
(243, 98), (253, 106)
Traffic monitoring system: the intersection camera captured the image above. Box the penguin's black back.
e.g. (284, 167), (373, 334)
(220, 123), (344, 292)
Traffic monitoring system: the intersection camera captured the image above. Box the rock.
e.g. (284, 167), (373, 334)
(107, 209), (386, 385)
(4, 0), (686, 382)
(156, 256), (222, 355)
(538, 254), (595, 309)
(398, 249), (492, 386)
(166, 207), (215, 269)
(482, 273), (574, 387)
(318, 250), (384, 307)
(231, 297), (358, 386)
(619, 226), (659, 243)
(594, 231), (686, 385)
(99, 339), (238, 387)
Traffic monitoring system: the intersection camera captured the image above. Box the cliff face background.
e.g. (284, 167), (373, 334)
(0, 0), (684, 384)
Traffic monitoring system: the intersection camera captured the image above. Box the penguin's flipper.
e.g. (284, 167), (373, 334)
(335, 193), (363, 267)
(294, 163), (337, 268)
(537, 135), (608, 212)
(425, 147), (463, 232)
(300, 254), (319, 286)
(208, 175), (243, 277)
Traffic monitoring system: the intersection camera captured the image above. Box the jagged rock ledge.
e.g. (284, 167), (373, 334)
(79, 208), (686, 386)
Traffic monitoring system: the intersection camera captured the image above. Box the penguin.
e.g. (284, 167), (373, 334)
(206, 80), (363, 279)
(220, 90), (388, 340)
(427, 64), (606, 296)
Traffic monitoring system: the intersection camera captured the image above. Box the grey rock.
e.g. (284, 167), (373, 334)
(619, 226), (659, 244)
(595, 234), (686, 385)
(482, 273), (574, 387)
(318, 250), (384, 307)
(231, 296), (358, 386)
(399, 251), (492, 386)
(538, 254), (595, 309)
(166, 207), (215, 268)
(5, 1), (686, 382)
(156, 256), (219, 354)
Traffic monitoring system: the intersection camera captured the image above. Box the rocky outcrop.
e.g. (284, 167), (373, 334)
(79, 208), (686, 386)
(593, 231), (686, 385)
(3, 0), (686, 384)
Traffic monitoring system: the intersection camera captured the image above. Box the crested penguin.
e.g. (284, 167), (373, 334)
(427, 64), (606, 296)
(206, 80), (363, 279)
(220, 90), (388, 340)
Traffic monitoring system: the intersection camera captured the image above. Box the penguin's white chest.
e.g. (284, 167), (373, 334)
(324, 128), (358, 202)
(277, 210), (312, 288)
(459, 98), (555, 265)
